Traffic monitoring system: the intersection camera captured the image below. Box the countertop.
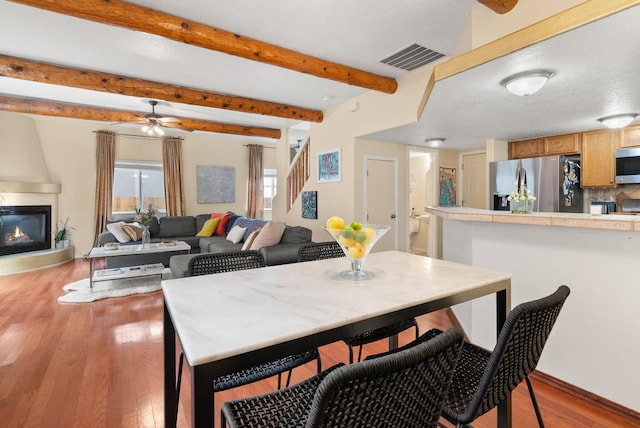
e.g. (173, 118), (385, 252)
(426, 206), (640, 232)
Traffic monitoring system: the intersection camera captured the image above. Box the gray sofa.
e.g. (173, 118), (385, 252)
(169, 225), (312, 277)
(97, 213), (312, 271)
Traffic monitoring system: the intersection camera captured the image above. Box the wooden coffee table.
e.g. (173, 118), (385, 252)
(88, 241), (190, 289)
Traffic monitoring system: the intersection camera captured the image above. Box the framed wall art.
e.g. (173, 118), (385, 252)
(317, 148), (341, 182)
(301, 191), (318, 219)
(439, 167), (456, 206)
(196, 165), (235, 203)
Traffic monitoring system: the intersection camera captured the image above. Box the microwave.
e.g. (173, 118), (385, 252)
(616, 147), (640, 184)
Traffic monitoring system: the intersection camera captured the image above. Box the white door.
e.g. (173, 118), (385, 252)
(366, 158), (397, 251)
(462, 153), (487, 209)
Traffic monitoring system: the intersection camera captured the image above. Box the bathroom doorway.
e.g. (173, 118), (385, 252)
(408, 147), (438, 257)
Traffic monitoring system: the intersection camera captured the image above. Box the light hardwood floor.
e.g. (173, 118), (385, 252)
(0, 259), (637, 427)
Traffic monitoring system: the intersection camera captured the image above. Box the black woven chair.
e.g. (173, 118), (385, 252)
(187, 250), (265, 276)
(297, 241), (345, 262)
(176, 250), (321, 415)
(367, 285), (571, 428)
(221, 328), (465, 428)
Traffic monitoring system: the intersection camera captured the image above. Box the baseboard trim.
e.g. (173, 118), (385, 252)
(531, 371), (640, 424)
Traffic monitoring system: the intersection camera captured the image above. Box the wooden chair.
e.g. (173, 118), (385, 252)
(221, 328), (464, 428)
(298, 241), (419, 362)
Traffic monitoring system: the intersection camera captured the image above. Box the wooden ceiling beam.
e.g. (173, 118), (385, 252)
(477, 0), (518, 14)
(0, 55), (322, 123)
(9, 0), (398, 94)
(0, 95), (282, 139)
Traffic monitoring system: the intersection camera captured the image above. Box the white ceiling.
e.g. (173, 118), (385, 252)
(3, 1), (637, 151)
(366, 5), (640, 151)
(0, 0), (475, 141)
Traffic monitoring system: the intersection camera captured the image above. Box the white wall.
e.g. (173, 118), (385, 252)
(443, 219), (640, 412)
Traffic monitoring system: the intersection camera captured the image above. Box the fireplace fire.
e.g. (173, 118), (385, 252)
(0, 205), (52, 256)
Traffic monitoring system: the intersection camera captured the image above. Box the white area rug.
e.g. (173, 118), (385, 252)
(58, 269), (172, 303)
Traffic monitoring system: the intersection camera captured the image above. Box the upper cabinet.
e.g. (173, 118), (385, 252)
(581, 129), (616, 188)
(509, 138), (542, 159)
(543, 133), (581, 155)
(620, 124), (640, 148)
(510, 133), (581, 159)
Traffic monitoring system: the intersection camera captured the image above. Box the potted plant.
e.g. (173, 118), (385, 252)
(55, 217), (75, 248)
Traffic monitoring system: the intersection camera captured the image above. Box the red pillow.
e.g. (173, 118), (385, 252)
(211, 213), (231, 235)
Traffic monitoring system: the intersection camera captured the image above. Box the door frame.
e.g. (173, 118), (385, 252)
(363, 155), (398, 250)
(408, 146), (439, 258)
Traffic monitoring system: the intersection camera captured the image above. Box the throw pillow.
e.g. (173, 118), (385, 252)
(121, 223), (143, 241)
(106, 221), (131, 243)
(211, 212), (231, 236)
(196, 218), (220, 237)
(233, 217), (268, 242)
(250, 221), (286, 250)
(226, 225), (247, 244)
(241, 229), (262, 251)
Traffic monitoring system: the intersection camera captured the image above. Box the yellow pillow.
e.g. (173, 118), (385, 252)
(196, 218), (220, 237)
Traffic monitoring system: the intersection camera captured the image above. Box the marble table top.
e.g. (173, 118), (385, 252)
(162, 250), (511, 366)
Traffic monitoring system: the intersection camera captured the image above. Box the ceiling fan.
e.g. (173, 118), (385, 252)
(134, 100), (193, 135)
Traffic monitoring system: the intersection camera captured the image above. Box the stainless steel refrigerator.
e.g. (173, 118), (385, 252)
(490, 155), (583, 213)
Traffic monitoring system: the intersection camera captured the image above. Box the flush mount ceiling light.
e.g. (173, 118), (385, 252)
(425, 138), (445, 148)
(501, 70), (554, 96)
(598, 113), (638, 129)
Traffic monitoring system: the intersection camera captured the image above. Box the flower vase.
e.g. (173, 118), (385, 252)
(141, 225), (151, 248)
(511, 199), (532, 214)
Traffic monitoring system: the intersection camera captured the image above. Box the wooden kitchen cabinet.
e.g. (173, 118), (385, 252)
(620, 124), (640, 148)
(509, 138), (542, 159)
(543, 133), (581, 155)
(581, 129), (616, 188)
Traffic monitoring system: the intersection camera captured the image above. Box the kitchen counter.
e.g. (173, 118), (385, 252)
(430, 205), (640, 412)
(426, 206), (640, 232)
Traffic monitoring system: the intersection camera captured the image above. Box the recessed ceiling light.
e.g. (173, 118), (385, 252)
(598, 113), (638, 129)
(425, 138), (445, 148)
(501, 70), (554, 96)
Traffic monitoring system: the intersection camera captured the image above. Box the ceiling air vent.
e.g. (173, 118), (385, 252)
(380, 43), (444, 71)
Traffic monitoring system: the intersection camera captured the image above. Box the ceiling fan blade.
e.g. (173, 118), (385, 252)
(162, 122), (194, 132)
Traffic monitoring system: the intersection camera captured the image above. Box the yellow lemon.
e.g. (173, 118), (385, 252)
(326, 216), (345, 231)
(361, 227), (376, 245)
(339, 234), (355, 247)
(348, 243), (366, 259)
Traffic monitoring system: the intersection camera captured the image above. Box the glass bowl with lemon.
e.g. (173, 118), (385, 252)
(323, 216), (390, 281)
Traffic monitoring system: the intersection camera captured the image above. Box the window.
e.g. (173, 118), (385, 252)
(263, 168), (277, 211)
(112, 160), (166, 218)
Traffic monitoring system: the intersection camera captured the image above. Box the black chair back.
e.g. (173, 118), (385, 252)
(306, 328), (464, 428)
(453, 285), (570, 422)
(297, 241), (345, 262)
(188, 250), (265, 276)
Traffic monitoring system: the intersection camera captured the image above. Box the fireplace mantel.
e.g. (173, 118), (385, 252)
(0, 181), (61, 194)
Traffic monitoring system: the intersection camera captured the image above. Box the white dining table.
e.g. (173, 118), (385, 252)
(162, 250), (512, 428)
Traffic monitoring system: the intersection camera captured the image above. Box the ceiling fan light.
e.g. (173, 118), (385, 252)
(155, 126), (164, 135)
(425, 138), (445, 148)
(502, 70), (553, 96)
(598, 113), (638, 129)
(141, 125), (150, 133)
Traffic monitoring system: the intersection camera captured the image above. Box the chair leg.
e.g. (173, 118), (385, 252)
(348, 344), (355, 364)
(277, 372), (282, 389)
(525, 375), (545, 427)
(176, 352), (184, 415)
(357, 345), (364, 362)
